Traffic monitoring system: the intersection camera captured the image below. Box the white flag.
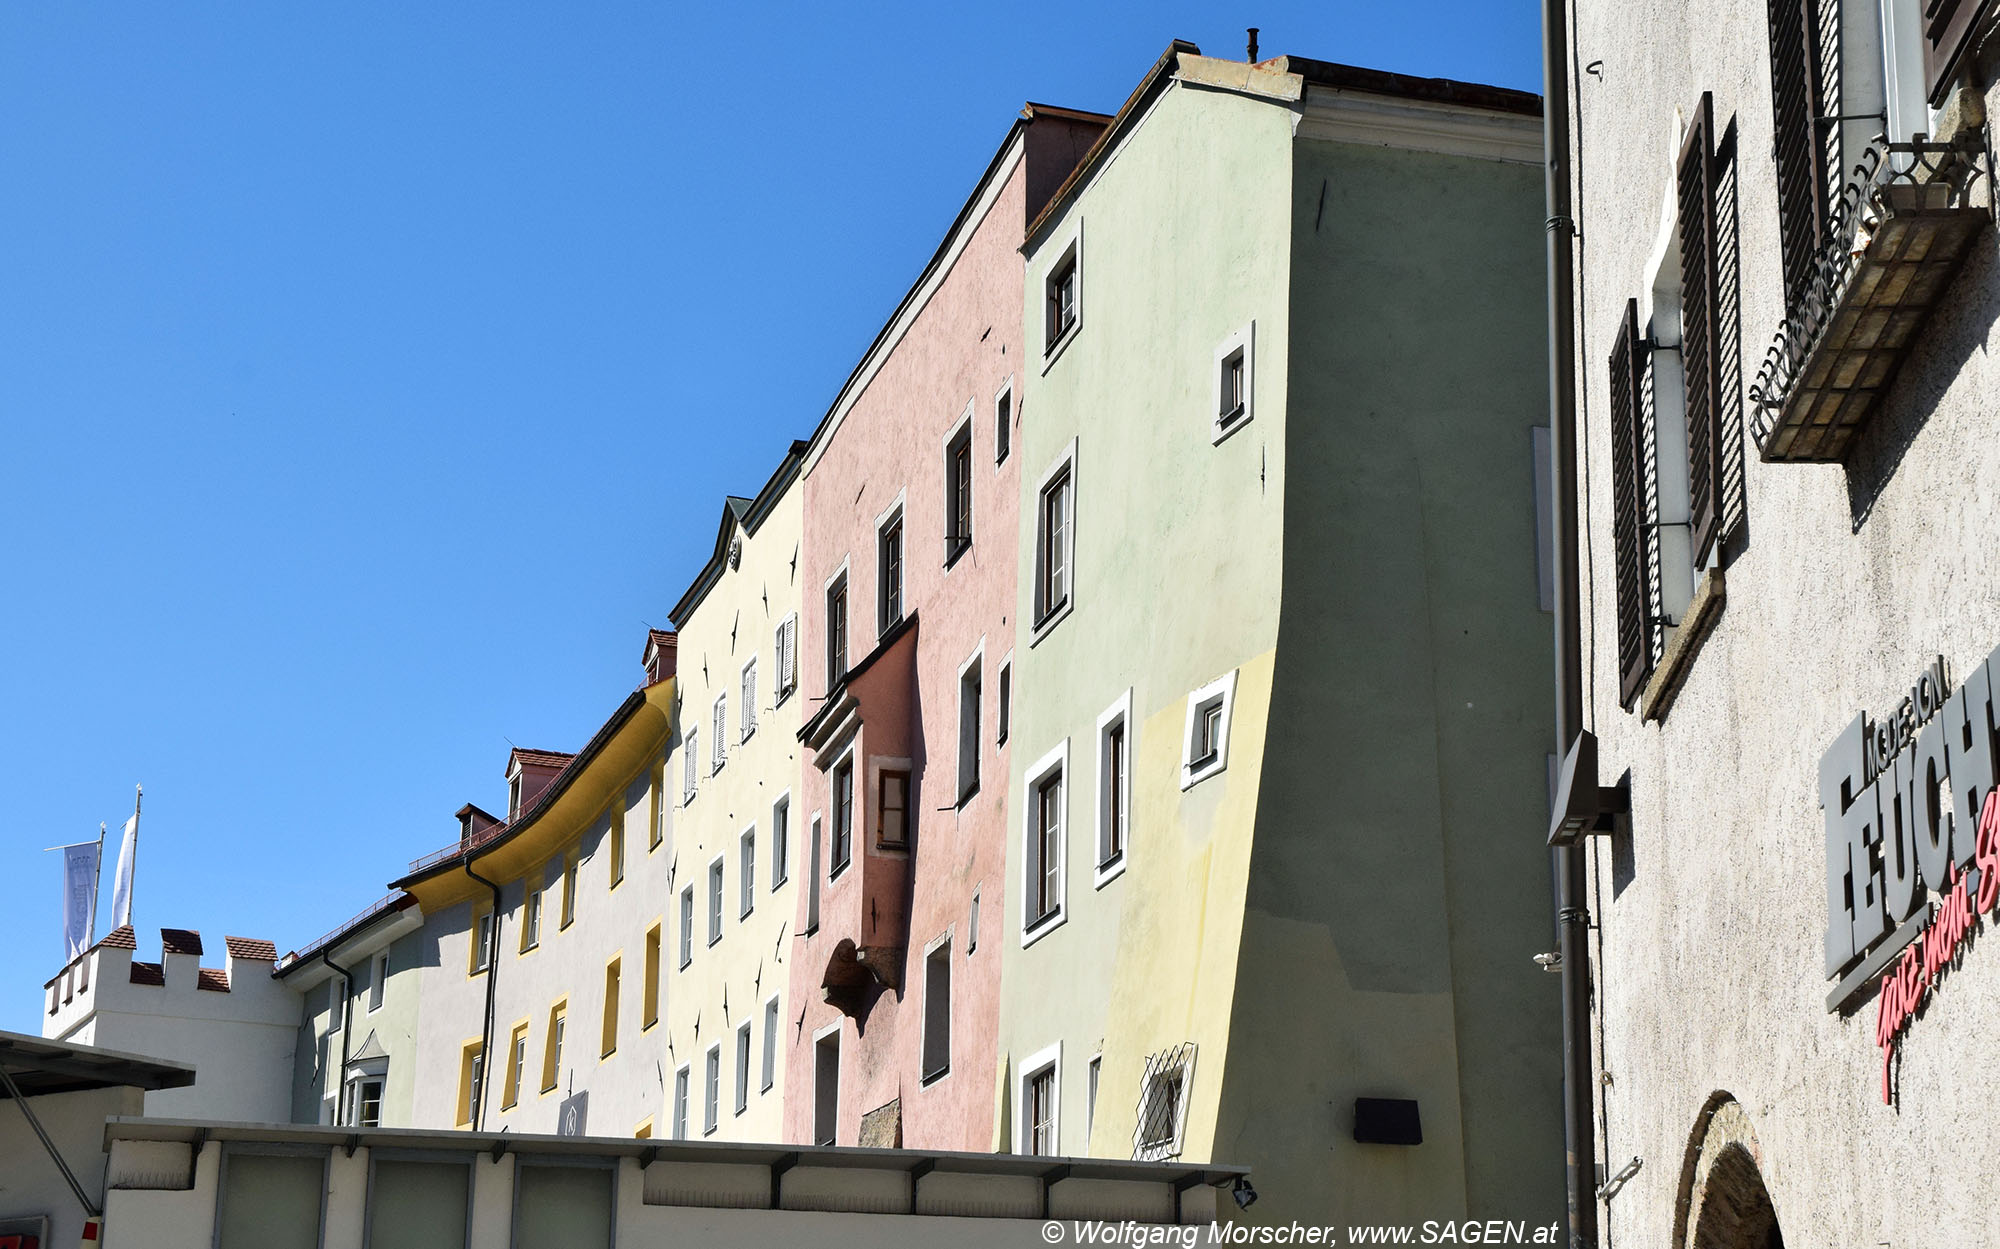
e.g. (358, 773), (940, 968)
(61, 841), (100, 961)
(110, 814), (137, 930)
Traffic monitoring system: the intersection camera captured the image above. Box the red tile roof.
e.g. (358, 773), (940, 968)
(129, 961), (165, 986)
(160, 929), (203, 956)
(100, 926), (137, 951)
(224, 936), (278, 962)
(196, 968), (230, 992)
(507, 748), (574, 772)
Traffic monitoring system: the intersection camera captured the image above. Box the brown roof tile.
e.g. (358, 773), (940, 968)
(128, 961), (164, 986)
(196, 968), (230, 992)
(224, 936), (278, 962)
(160, 928), (203, 956)
(507, 748), (574, 772)
(100, 926), (137, 951)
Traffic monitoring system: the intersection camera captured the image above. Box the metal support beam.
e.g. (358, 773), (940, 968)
(0, 1063), (101, 1217)
(1040, 1163), (1071, 1221)
(770, 1151), (799, 1211)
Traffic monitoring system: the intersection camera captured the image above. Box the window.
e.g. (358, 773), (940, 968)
(921, 937), (951, 1083)
(772, 795), (791, 889)
(541, 1001), (566, 1092)
(969, 887), (980, 954)
(712, 697), (728, 774)
(642, 923), (661, 1029)
(600, 957), (621, 1057)
(368, 952), (388, 1013)
(1134, 1045), (1197, 1161)
(673, 1065), (691, 1139)
(470, 906), (493, 975)
(831, 759), (854, 872)
(508, 772), (523, 820)
(878, 507), (906, 636)
(608, 807), (626, 889)
(813, 1027), (840, 1146)
(877, 769), (911, 847)
(703, 1044), (721, 1135)
(958, 653), (983, 803)
(503, 1022), (529, 1108)
(1181, 671), (1238, 790)
(1021, 742), (1068, 943)
(761, 996), (780, 1092)
(457, 1041), (485, 1127)
(522, 880), (543, 952)
(1086, 1055), (1101, 1143)
(998, 661), (1011, 744)
(651, 760), (667, 849)
(683, 729), (699, 803)
(826, 573), (849, 689)
(561, 852), (579, 929)
(352, 1076), (383, 1128)
(740, 659), (758, 742)
(1097, 690), (1132, 882)
(806, 816), (824, 933)
(775, 616), (798, 702)
(739, 826), (756, 918)
(735, 1020), (753, 1115)
(1212, 322), (1255, 441)
(1017, 1043), (1061, 1156)
(1044, 233), (1081, 356)
(1033, 447), (1076, 630)
(708, 857), (725, 946)
(679, 885), (695, 969)
(945, 422), (974, 564)
(995, 380), (1013, 465)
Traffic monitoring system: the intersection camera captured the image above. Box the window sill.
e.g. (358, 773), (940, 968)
(1094, 854), (1127, 890)
(741, 728), (757, 746)
(740, 908), (754, 922)
(1020, 908), (1066, 949)
(772, 876), (789, 892)
(1042, 321), (1081, 374)
(1029, 598), (1074, 650)
(1180, 758), (1225, 791)
(921, 1066), (951, 1088)
(679, 960), (693, 972)
(1640, 566), (1726, 723)
(519, 943), (540, 957)
(1212, 411), (1253, 446)
(775, 687), (796, 708)
(944, 541), (972, 572)
(642, 1019), (659, 1033)
(830, 860), (852, 882)
(708, 935), (723, 949)
(956, 782), (980, 810)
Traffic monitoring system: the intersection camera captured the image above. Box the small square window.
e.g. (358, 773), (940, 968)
(994, 381), (1013, 465)
(1044, 235), (1081, 358)
(1181, 671), (1238, 790)
(878, 769), (911, 847)
(1212, 323), (1256, 442)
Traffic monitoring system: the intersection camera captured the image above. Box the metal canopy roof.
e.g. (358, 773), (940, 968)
(0, 1029), (196, 1100)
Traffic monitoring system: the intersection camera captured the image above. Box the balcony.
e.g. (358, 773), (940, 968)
(1750, 132), (1992, 463)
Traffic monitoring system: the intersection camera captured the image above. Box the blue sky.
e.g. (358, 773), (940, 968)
(0, 3), (1539, 1023)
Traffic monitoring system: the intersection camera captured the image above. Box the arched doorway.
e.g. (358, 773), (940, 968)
(1674, 1094), (1784, 1249)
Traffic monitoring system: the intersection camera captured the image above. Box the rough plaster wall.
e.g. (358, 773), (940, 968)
(0, 1085), (139, 1249)
(1572, 1), (2000, 1245)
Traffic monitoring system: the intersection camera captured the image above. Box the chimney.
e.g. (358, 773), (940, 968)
(1247, 27), (1260, 62)
(643, 628), (678, 687)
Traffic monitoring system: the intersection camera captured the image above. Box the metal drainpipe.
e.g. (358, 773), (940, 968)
(321, 953), (355, 1124)
(1542, 0), (1599, 1243)
(464, 860), (505, 1133)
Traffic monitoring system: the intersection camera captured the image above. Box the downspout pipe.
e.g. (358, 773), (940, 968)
(322, 952), (355, 1123)
(464, 860), (505, 1132)
(1541, 0), (1598, 1245)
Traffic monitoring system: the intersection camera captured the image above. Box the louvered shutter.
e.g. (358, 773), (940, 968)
(1678, 93), (1724, 565)
(1924, 0), (1998, 104)
(1768, 0), (1827, 308)
(1610, 301), (1653, 709)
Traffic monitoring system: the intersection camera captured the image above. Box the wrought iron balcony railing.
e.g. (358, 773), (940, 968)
(1749, 131), (1992, 463)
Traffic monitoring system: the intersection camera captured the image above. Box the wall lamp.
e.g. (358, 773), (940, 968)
(1547, 730), (1629, 847)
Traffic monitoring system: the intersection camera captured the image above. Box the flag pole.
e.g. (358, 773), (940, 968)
(130, 785), (142, 930)
(92, 822), (105, 946)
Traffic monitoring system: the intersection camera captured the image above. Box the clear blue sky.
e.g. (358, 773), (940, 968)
(0, 3), (1539, 1024)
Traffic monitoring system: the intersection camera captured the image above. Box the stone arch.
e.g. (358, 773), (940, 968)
(1672, 1092), (1784, 1249)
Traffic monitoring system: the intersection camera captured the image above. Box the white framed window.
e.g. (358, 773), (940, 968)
(969, 887), (980, 954)
(368, 951), (389, 1012)
(711, 696), (728, 774)
(1031, 440), (1078, 639)
(876, 498), (906, 636)
(957, 645), (984, 804)
(943, 408), (974, 566)
(707, 856), (725, 946)
(1016, 1042), (1062, 1156)
(806, 814), (823, 933)
(703, 1043), (721, 1135)
(1020, 740), (1069, 946)
(740, 659), (758, 743)
(825, 566), (850, 690)
(921, 933), (952, 1084)
(831, 751), (855, 873)
(522, 878), (543, 951)
(739, 825), (756, 919)
(761, 994), (780, 1092)
(683, 728), (699, 803)
(735, 1020), (753, 1116)
(1211, 321), (1255, 443)
(678, 884), (695, 969)
(1181, 670), (1238, 789)
(1086, 1054), (1101, 1143)
(997, 657), (1012, 744)
(672, 1064), (691, 1139)
(994, 377), (1014, 467)
(1133, 1044), (1197, 1161)
(1042, 223), (1082, 365)
(775, 615), (799, 703)
(1095, 689), (1133, 886)
(771, 793), (791, 889)
(813, 1022), (841, 1146)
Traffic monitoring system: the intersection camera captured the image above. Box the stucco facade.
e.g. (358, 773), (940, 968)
(783, 105), (1105, 1152)
(662, 445), (806, 1143)
(282, 895), (425, 1127)
(998, 46), (1561, 1228)
(1564, 2), (2000, 1246)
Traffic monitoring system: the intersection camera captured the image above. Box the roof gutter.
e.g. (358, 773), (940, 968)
(463, 861), (505, 1133)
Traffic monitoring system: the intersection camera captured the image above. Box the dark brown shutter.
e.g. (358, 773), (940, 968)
(1678, 94), (1724, 565)
(1610, 300), (1652, 709)
(1767, 0), (1827, 308)
(1924, 0), (1998, 105)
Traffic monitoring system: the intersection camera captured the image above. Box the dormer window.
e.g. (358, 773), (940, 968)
(508, 772), (522, 820)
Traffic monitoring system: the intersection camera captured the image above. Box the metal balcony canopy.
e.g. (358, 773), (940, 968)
(0, 1029), (196, 1100)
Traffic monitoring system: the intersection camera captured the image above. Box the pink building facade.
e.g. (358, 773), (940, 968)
(784, 105), (1106, 1151)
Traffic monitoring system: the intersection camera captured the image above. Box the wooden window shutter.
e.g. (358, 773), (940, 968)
(1677, 93), (1724, 565)
(1767, 0), (1827, 308)
(1609, 300), (1653, 709)
(1923, 0), (1998, 105)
